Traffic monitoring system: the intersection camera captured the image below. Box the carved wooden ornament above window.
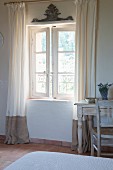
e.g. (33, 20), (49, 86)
(32, 4), (73, 22)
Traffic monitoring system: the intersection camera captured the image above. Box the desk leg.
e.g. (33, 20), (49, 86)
(78, 107), (83, 154)
(88, 115), (93, 132)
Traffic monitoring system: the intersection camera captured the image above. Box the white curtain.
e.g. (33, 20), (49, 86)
(5, 3), (29, 144)
(72, 0), (97, 152)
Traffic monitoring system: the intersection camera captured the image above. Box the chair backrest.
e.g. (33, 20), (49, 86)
(96, 100), (113, 128)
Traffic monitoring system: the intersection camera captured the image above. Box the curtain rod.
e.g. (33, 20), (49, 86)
(4, 0), (73, 5)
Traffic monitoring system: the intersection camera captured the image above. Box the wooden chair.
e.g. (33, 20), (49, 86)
(91, 100), (113, 157)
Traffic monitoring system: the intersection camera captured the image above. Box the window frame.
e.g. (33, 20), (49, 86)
(29, 27), (50, 98)
(52, 25), (75, 99)
(29, 23), (75, 100)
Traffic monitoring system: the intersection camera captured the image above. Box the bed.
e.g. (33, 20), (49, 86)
(4, 151), (113, 170)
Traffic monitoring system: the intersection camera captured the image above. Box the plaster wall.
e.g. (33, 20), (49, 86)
(96, 0), (113, 98)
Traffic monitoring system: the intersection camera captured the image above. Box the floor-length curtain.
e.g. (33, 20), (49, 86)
(5, 3), (29, 144)
(72, 0), (97, 152)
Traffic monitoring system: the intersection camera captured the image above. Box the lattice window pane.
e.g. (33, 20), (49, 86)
(58, 31), (75, 51)
(58, 52), (75, 73)
(36, 54), (46, 72)
(36, 32), (46, 52)
(58, 75), (74, 94)
(36, 74), (46, 93)
(49, 74), (53, 97)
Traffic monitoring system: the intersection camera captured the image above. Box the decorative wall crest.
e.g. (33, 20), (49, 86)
(32, 4), (73, 22)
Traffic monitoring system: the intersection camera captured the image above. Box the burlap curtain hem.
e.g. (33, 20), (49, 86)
(5, 116), (29, 145)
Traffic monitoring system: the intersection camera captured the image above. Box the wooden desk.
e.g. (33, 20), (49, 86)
(75, 100), (96, 154)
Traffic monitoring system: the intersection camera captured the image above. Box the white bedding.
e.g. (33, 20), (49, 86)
(4, 151), (113, 170)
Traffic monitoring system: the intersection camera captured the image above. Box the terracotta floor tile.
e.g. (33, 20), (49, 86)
(1, 142), (113, 170)
(0, 142), (88, 170)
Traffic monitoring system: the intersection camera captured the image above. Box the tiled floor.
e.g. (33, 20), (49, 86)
(0, 142), (89, 170)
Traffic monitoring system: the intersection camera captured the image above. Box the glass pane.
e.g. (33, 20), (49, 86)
(58, 75), (74, 95)
(36, 54), (46, 72)
(58, 53), (75, 73)
(58, 31), (75, 51)
(36, 32), (46, 52)
(49, 74), (52, 97)
(36, 74), (46, 93)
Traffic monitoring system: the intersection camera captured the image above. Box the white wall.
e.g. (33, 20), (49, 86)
(26, 1), (76, 24)
(27, 100), (73, 142)
(0, 0), (113, 142)
(96, 0), (113, 98)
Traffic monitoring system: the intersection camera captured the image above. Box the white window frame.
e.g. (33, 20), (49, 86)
(29, 23), (75, 100)
(29, 27), (50, 98)
(52, 24), (75, 100)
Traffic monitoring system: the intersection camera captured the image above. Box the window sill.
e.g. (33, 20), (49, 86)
(27, 98), (73, 103)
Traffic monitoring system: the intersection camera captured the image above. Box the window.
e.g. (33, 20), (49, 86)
(29, 24), (75, 99)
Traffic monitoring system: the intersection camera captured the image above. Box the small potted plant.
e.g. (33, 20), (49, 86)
(98, 83), (113, 100)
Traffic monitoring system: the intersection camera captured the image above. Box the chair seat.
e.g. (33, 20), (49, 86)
(93, 127), (113, 138)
